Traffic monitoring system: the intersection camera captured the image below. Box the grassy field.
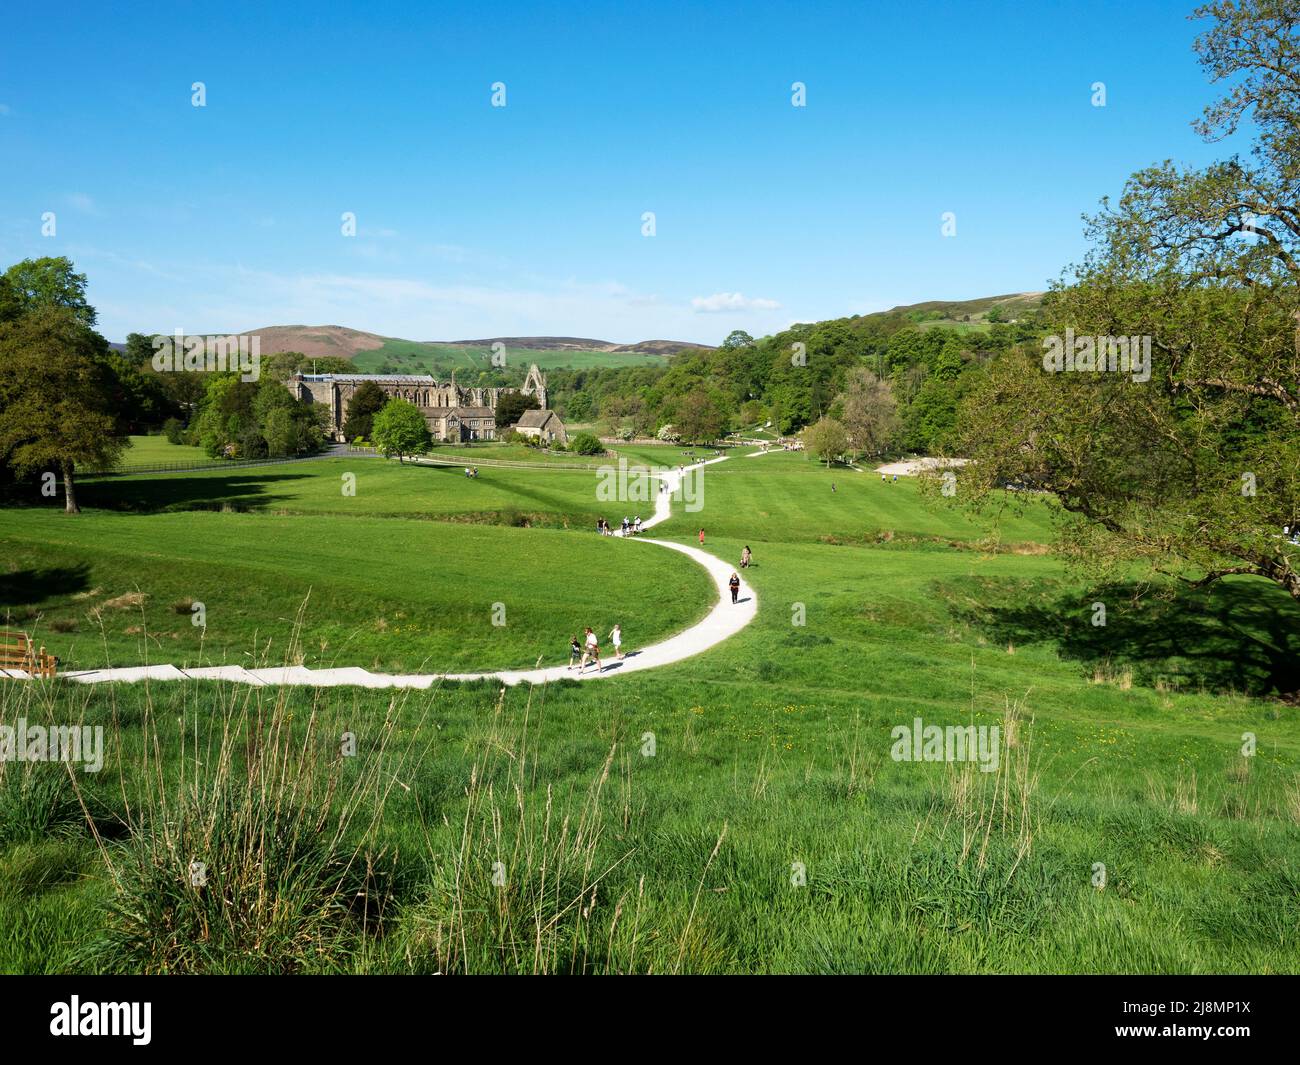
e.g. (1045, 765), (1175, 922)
(671, 450), (1056, 546)
(2, 446), (1298, 974)
(0, 460), (709, 672)
(117, 434), (208, 467)
(63, 457), (606, 521)
(350, 340), (673, 376)
(422, 443), (606, 466)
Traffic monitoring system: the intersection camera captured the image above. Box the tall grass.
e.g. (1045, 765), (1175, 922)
(74, 670), (412, 973)
(397, 688), (656, 973)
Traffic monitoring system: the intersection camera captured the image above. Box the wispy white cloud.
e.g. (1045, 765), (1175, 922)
(691, 291), (780, 313)
(83, 245), (746, 345)
(68, 192), (97, 214)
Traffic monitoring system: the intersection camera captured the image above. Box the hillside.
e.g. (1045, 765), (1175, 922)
(228, 325), (707, 367)
(446, 336), (708, 354)
(240, 324), (391, 361)
(874, 291), (1046, 325)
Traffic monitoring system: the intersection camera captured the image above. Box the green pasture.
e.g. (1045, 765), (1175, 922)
(1, 444), (1298, 974)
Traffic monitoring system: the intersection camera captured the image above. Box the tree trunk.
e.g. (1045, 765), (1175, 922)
(62, 461), (79, 514)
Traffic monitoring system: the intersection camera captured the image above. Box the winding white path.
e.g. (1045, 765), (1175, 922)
(15, 458), (757, 688)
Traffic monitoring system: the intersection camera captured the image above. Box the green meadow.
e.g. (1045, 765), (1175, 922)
(1, 449), (1298, 973)
(0, 460), (708, 672)
(117, 434), (209, 468)
(350, 340), (672, 376)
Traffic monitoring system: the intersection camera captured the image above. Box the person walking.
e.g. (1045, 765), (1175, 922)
(698, 528), (705, 546)
(741, 545), (752, 569)
(567, 635), (582, 669)
(609, 623), (624, 660)
(581, 626), (601, 672)
(729, 572), (741, 604)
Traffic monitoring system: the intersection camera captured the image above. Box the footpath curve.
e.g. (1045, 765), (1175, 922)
(31, 457), (757, 688)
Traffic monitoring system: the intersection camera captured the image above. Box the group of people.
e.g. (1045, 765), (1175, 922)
(568, 624), (624, 672)
(463, 467), (480, 479)
(597, 516), (643, 536)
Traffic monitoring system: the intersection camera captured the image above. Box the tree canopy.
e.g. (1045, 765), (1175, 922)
(372, 399), (431, 462)
(952, 0), (1300, 601)
(0, 306), (125, 512)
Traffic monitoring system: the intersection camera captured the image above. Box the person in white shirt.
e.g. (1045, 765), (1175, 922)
(580, 627), (601, 672)
(609, 624), (623, 660)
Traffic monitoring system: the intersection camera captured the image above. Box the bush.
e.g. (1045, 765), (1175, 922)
(570, 431), (604, 456)
(162, 417), (184, 445)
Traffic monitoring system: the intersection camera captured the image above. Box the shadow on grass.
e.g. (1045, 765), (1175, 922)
(68, 472), (313, 514)
(0, 564), (92, 608)
(952, 578), (1300, 699)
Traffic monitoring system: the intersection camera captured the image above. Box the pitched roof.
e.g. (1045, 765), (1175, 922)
(516, 409), (559, 428)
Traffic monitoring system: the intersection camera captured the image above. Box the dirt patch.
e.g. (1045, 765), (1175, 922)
(875, 457), (970, 477)
(103, 591), (147, 610)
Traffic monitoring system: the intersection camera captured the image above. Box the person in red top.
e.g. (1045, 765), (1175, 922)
(698, 528), (705, 545)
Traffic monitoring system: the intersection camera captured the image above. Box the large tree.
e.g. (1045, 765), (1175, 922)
(371, 399), (431, 462)
(953, 0), (1300, 601)
(493, 389), (540, 429)
(801, 416), (849, 467)
(0, 306), (125, 513)
(3, 257), (96, 327)
(342, 380), (389, 440)
(673, 390), (727, 444)
(837, 367), (900, 456)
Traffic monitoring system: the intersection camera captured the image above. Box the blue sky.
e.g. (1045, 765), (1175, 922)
(0, 0), (1247, 344)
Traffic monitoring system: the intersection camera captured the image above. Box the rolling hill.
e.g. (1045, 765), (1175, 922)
(230, 325), (708, 372)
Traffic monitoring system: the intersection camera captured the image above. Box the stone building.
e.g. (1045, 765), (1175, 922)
(514, 408), (568, 444)
(289, 363), (550, 443)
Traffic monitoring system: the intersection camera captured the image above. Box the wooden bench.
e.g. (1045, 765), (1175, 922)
(0, 629), (57, 678)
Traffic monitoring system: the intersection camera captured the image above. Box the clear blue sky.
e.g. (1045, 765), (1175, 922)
(0, 0), (1246, 344)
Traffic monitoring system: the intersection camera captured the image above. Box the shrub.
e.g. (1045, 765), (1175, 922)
(570, 431), (604, 456)
(162, 417), (184, 445)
